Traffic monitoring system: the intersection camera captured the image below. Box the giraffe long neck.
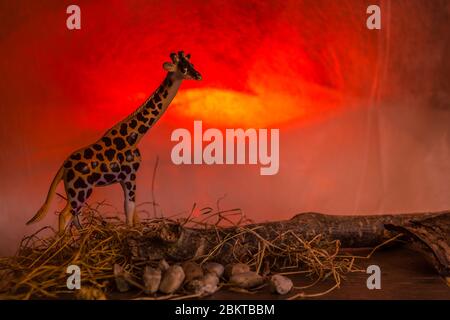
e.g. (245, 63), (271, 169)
(103, 72), (182, 147)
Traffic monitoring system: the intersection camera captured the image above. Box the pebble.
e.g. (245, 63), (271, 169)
(224, 263), (250, 279)
(182, 261), (204, 283)
(113, 264), (130, 293)
(158, 259), (170, 272)
(159, 265), (185, 294)
(229, 271), (264, 289)
(269, 274), (293, 295)
(203, 262), (224, 278)
(143, 266), (162, 294)
(187, 273), (220, 296)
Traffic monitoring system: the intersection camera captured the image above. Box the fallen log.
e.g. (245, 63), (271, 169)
(126, 210), (450, 276)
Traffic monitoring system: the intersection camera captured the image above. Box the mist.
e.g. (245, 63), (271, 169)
(0, 0), (448, 255)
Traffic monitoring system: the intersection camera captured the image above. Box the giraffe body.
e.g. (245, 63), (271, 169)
(26, 51), (202, 232)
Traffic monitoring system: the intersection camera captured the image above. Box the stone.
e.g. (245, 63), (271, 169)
(269, 274), (293, 295)
(203, 262), (224, 278)
(143, 266), (161, 294)
(182, 261), (204, 283)
(113, 264), (130, 293)
(187, 273), (220, 296)
(224, 263), (250, 279)
(159, 265), (185, 294)
(229, 271), (264, 289)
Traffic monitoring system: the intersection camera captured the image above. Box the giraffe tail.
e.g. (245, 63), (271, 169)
(26, 165), (65, 225)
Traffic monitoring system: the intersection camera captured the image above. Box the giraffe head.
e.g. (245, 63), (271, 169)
(163, 51), (202, 81)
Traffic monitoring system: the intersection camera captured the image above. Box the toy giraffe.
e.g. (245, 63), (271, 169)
(26, 51), (202, 233)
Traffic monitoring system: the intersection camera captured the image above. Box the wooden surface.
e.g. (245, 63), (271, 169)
(207, 246), (450, 300)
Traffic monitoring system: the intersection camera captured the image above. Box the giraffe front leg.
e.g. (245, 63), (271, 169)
(121, 180), (137, 226)
(67, 186), (93, 231)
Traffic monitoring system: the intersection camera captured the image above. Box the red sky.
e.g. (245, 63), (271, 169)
(0, 0), (448, 255)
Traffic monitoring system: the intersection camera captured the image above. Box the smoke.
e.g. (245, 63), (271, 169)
(0, 0), (448, 255)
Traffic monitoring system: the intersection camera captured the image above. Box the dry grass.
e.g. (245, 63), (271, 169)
(0, 202), (395, 300)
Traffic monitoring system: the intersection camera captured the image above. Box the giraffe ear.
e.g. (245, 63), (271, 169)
(163, 62), (177, 72)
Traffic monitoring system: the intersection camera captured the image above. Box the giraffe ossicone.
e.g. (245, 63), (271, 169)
(26, 51), (202, 233)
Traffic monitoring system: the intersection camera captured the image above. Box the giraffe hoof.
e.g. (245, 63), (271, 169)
(72, 215), (83, 230)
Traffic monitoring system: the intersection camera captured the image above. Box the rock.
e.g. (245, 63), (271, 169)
(182, 261), (203, 283)
(75, 286), (107, 300)
(230, 271), (264, 289)
(224, 263), (250, 279)
(187, 273), (220, 296)
(159, 265), (185, 294)
(113, 264), (130, 293)
(143, 266), (161, 294)
(203, 262), (224, 278)
(269, 274), (293, 295)
(158, 259), (170, 272)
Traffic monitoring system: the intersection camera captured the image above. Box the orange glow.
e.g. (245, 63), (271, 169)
(173, 83), (342, 128)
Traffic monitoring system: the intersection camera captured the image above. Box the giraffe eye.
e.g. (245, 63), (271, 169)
(182, 68), (187, 74)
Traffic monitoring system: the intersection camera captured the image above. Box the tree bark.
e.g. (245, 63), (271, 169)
(126, 211), (450, 276)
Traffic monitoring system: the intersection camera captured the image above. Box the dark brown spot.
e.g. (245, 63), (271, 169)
(111, 129), (118, 135)
(145, 100), (156, 109)
(153, 94), (161, 103)
(101, 137), (112, 146)
(100, 163), (108, 172)
(64, 160), (72, 168)
(66, 169), (75, 182)
(126, 132), (138, 145)
(105, 149), (116, 161)
(74, 162), (90, 174)
(87, 173), (101, 184)
(118, 173), (126, 180)
(74, 177), (88, 189)
(83, 148), (94, 159)
(113, 137), (126, 150)
(138, 125), (148, 134)
(77, 190), (85, 202)
(137, 112), (148, 123)
(70, 153), (81, 160)
(120, 123), (128, 136)
(96, 153), (105, 161)
(93, 144), (102, 151)
(68, 188), (76, 198)
(125, 150), (134, 162)
(91, 161), (98, 169)
(151, 110), (159, 116)
(104, 174), (116, 183)
(129, 120), (137, 129)
(121, 165), (132, 174)
(132, 163), (140, 171)
(117, 153), (124, 163)
(110, 162), (120, 172)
